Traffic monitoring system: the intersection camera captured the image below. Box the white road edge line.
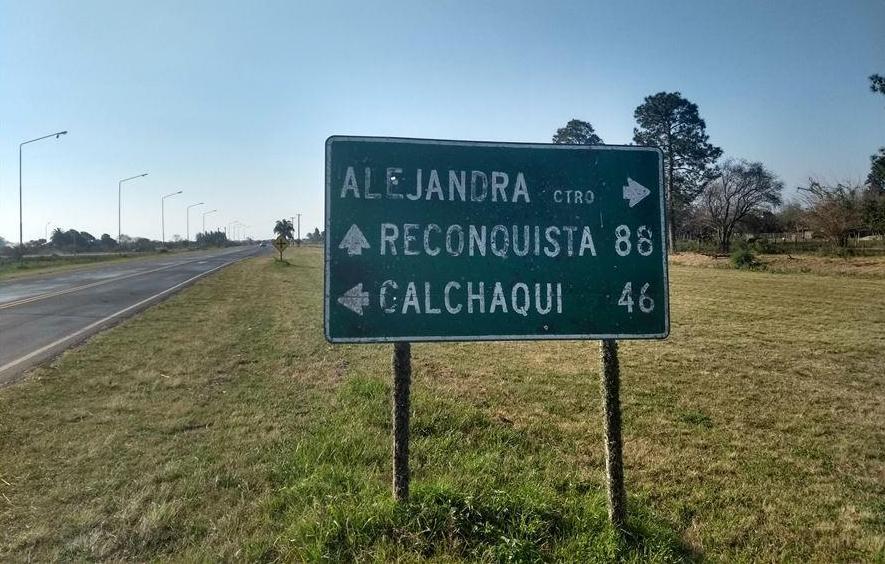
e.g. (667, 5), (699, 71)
(0, 257), (242, 375)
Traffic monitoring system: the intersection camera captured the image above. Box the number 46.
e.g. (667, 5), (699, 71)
(617, 282), (654, 313)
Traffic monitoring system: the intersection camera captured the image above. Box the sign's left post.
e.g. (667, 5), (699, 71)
(392, 342), (411, 501)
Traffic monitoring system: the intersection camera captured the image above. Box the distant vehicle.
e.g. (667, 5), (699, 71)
(259, 242), (267, 247)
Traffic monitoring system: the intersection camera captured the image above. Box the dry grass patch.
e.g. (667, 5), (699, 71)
(670, 251), (885, 278)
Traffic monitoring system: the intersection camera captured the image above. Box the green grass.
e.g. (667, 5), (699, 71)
(1, 247), (883, 561)
(254, 376), (683, 562)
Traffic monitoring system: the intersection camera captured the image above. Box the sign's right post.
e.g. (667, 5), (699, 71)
(599, 339), (626, 528)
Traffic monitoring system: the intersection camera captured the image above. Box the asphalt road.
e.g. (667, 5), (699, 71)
(0, 246), (265, 385)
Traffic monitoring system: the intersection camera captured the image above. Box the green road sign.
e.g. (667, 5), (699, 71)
(324, 136), (669, 343)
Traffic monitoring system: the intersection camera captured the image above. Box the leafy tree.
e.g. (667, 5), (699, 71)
(274, 219), (294, 241)
(633, 92), (722, 251)
(739, 209), (783, 235)
(870, 73), (885, 97)
(100, 234), (116, 249)
(79, 232), (96, 246)
(131, 237), (155, 252)
(867, 75), (885, 191)
(50, 227), (65, 247)
(305, 227), (325, 242)
(869, 149), (885, 190)
(552, 119), (603, 145)
(196, 230), (229, 247)
(700, 159), (783, 252)
(862, 192), (885, 234)
(800, 180), (865, 247)
(776, 201), (807, 233)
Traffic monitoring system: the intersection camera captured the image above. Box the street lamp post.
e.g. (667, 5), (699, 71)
(161, 190), (183, 244)
(118, 173), (148, 244)
(19, 130), (68, 252)
(186, 202), (205, 243)
(202, 209), (217, 235)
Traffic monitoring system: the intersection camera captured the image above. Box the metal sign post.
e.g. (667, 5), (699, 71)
(600, 339), (626, 527)
(392, 342), (411, 501)
(324, 136), (668, 516)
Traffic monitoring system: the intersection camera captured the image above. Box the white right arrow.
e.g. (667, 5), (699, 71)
(623, 177), (651, 208)
(337, 283), (369, 316)
(339, 224), (370, 256)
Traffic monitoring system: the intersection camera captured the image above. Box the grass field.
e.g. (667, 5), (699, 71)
(1, 248), (883, 561)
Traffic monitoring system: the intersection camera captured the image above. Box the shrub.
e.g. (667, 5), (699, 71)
(731, 248), (762, 270)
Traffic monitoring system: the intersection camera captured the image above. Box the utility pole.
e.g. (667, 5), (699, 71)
(296, 213), (302, 245)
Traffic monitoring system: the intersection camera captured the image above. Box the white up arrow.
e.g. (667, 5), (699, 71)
(339, 224), (370, 256)
(337, 283), (369, 316)
(623, 177), (651, 208)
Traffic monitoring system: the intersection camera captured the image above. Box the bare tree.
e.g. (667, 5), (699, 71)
(700, 159), (783, 253)
(800, 180), (864, 247)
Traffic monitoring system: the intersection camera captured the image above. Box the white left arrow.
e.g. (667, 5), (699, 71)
(339, 224), (370, 256)
(337, 283), (369, 316)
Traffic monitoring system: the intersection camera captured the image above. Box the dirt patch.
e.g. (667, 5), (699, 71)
(670, 252), (885, 278)
(669, 252), (730, 269)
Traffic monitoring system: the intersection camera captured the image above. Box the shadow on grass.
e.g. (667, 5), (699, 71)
(252, 376), (695, 562)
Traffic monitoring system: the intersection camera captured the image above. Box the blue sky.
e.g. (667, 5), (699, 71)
(1, 0), (883, 242)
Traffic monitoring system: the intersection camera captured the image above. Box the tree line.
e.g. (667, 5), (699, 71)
(0, 228), (233, 257)
(553, 75), (885, 253)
